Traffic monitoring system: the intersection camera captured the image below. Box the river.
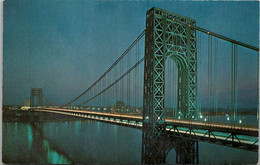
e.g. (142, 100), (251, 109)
(2, 116), (258, 164)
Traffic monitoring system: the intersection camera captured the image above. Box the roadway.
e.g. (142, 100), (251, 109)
(34, 107), (259, 152)
(42, 108), (258, 134)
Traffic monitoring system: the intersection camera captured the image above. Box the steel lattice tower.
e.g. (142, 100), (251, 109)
(30, 88), (43, 107)
(142, 7), (198, 164)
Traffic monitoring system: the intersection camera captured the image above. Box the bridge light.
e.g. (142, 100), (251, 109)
(188, 24), (191, 27)
(204, 118), (207, 121)
(227, 117), (230, 121)
(207, 32), (210, 34)
(239, 120), (242, 124)
(192, 116), (194, 118)
(200, 115), (203, 118)
(178, 116), (180, 119)
(158, 117), (161, 120)
(146, 116), (149, 120)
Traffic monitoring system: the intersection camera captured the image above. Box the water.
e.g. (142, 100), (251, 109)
(3, 118), (258, 164)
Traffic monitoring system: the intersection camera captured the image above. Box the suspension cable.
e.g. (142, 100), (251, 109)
(59, 30), (145, 107)
(37, 95), (45, 107)
(171, 19), (259, 52)
(42, 93), (55, 106)
(77, 58), (144, 106)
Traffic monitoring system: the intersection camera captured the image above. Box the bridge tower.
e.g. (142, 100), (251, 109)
(142, 7), (198, 164)
(30, 88), (43, 107)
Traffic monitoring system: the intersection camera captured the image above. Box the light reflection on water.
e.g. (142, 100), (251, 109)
(27, 125), (32, 149)
(43, 139), (70, 164)
(3, 122), (71, 164)
(75, 120), (81, 136)
(3, 117), (258, 164)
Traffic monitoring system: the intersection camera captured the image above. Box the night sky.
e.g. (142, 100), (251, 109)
(3, 1), (259, 108)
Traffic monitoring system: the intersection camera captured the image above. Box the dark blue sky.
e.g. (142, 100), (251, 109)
(3, 1), (259, 108)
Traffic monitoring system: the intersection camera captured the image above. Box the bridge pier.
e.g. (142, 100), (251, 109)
(173, 139), (199, 164)
(141, 131), (199, 164)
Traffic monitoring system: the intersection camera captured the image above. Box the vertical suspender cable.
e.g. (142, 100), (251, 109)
(98, 81), (100, 107)
(127, 50), (131, 110)
(208, 35), (212, 120)
(212, 38), (215, 116)
(103, 73), (106, 107)
(98, 80), (100, 107)
(136, 43), (138, 110)
(136, 42), (139, 109)
(95, 85), (97, 107)
(115, 65), (118, 104)
(230, 43), (235, 124)
(121, 58), (123, 102)
(108, 75), (110, 107)
(234, 44), (238, 123)
(214, 38), (219, 117)
(257, 51), (259, 121)
(129, 51), (131, 109)
(212, 37), (215, 116)
(173, 63), (176, 119)
(208, 35), (210, 118)
(93, 85), (95, 107)
(198, 32), (202, 115)
(101, 78), (103, 106)
(137, 40), (140, 109)
(210, 36), (212, 118)
(169, 59), (172, 119)
(104, 75), (106, 107)
(169, 60), (172, 118)
(99, 80), (101, 107)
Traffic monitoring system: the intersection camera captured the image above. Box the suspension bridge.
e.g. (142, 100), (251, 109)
(27, 7), (259, 164)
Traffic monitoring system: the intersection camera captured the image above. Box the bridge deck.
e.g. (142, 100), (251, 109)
(35, 108), (259, 152)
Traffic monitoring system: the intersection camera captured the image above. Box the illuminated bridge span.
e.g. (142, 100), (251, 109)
(36, 108), (258, 152)
(29, 7), (259, 164)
